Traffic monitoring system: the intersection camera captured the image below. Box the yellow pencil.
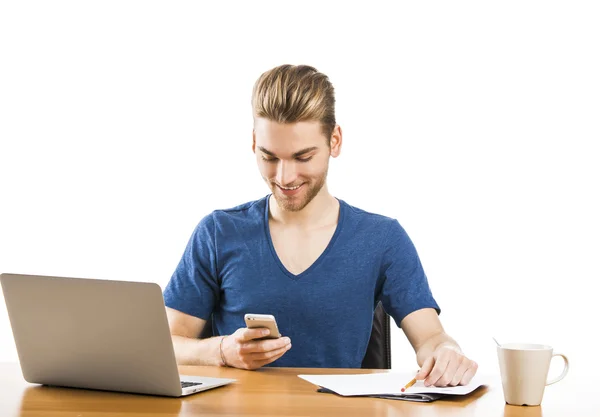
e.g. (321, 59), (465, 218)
(401, 378), (416, 392)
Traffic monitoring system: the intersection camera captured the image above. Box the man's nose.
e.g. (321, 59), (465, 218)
(276, 161), (297, 186)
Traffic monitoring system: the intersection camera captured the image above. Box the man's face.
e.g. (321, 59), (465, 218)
(253, 118), (340, 212)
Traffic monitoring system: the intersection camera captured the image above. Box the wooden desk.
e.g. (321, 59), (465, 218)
(0, 362), (595, 416)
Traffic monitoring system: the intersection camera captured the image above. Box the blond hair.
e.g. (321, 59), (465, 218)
(251, 64), (336, 142)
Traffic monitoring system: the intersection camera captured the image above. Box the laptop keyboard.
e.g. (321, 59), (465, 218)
(181, 381), (203, 388)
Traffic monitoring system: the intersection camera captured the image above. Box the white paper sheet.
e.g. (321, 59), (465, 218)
(298, 373), (483, 397)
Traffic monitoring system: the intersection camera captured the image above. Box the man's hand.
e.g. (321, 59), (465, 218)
(415, 343), (478, 387)
(400, 308), (478, 387)
(221, 327), (292, 370)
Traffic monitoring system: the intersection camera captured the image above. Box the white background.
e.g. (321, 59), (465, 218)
(1, 1), (598, 379)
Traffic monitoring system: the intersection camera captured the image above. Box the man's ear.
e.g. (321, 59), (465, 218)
(330, 125), (342, 158)
(252, 130), (256, 153)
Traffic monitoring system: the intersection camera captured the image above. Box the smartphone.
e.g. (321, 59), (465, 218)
(244, 313), (281, 339)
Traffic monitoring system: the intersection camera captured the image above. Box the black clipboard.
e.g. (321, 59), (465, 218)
(317, 387), (445, 402)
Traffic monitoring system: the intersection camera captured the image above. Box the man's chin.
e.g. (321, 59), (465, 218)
(272, 193), (305, 212)
(269, 186), (310, 212)
(268, 176), (325, 212)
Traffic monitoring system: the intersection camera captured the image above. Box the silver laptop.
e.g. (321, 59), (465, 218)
(0, 273), (235, 397)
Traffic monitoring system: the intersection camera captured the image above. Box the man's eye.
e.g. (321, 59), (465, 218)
(296, 157), (313, 163)
(261, 156), (278, 163)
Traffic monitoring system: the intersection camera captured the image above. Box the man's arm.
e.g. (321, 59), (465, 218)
(401, 308), (478, 387)
(166, 307), (223, 366)
(166, 307), (292, 369)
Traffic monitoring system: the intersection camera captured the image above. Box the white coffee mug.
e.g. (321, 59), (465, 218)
(497, 343), (569, 406)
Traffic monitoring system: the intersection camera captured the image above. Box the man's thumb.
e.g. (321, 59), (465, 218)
(416, 356), (435, 380)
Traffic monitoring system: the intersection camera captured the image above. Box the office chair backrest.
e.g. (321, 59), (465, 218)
(361, 302), (392, 369)
(199, 302), (391, 369)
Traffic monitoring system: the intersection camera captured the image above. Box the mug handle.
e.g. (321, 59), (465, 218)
(546, 353), (569, 385)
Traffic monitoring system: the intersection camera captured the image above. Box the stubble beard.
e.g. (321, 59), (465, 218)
(270, 170), (328, 212)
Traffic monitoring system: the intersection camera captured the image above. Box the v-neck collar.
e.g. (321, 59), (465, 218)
(263, 194), (346, 280)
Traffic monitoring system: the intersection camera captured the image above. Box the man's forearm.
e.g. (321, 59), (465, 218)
(171, 335), (224, 366)
(415, 331), (462, 367)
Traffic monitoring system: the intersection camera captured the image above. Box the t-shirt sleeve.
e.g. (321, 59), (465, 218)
(163, 213), (219, 320)
(379, 219), (441, 328)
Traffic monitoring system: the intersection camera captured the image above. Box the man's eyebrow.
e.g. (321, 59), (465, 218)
(257, 146), (318, 158)
(257, 146), (276, 157)
(292, 147), (318, 158)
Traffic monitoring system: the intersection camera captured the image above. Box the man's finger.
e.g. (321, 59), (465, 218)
(450, 357), (471, 386)
(459, 362), (478, 385)
(435, 354), (461, 387)
(236, 327), (270, 342)
(416, 356), (435, 380)
(240, 337), (291, 353)
(250, 343), (292, 361)
(252, 345), (291, 367)
(424, 356), (449, 387)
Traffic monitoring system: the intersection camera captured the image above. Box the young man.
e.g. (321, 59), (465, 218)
(164, 65), (478, 387)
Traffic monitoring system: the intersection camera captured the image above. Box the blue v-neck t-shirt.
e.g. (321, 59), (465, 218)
(163, 195), (440, 368)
